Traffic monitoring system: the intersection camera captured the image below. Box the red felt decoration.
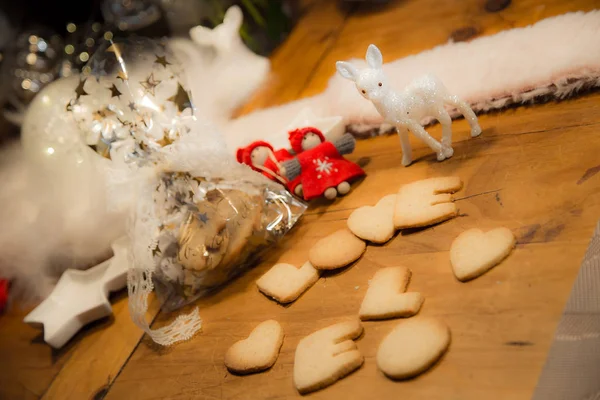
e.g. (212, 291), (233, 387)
(236, 141), (292, 186)
(288, 127), (325, 154)
(235, 140), (274, 172)
(296, 141), (364, 201)
(264, 148), (302, 192)
(0, 279), (8, 312)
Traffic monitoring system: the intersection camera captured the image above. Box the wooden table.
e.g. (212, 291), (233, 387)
(2, 0), (600, 398)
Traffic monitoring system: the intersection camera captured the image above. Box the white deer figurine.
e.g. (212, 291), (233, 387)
(336, 44), (481, 166)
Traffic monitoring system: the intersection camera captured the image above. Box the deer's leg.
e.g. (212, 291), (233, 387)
(436, 110), (454, 158)
(446, 95), (481, 137)
(406, 121), (446, 161)
(397, 125), (413, 166)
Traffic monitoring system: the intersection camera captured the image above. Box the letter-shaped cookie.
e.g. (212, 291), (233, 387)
(256, 261), (320, 304)
(294, 320), (364, 394)
(359, 266), (424, 320)
(393, 177), (463, 229)
(224, 320), (284, 374)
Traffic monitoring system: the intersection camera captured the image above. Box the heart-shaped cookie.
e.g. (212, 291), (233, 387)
(347, 194), (396, 244)
(224, 320), (284, 374)
(450, 227), (516, 282)
(257, 261), (320, 304)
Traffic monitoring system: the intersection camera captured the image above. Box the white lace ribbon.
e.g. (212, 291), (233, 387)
(127, 268), (202, 346)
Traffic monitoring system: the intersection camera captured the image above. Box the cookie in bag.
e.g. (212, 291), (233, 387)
(176, 187), (265, 289)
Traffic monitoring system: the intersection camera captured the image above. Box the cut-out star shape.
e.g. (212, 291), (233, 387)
(89, 140), (111, 159)
(154, 54), (171, 68)
(136, 112), (152, 128)
(23, 237), (130, 348)
(92, 108), (116, 120)
(157, 130), (174, 147)
(90, 58), (107, 82)
(151, 244), (161, 257)
(198, 212), (209, 223)
(140, 73), (160, 96)
(75, 78), (89, 99)
(108, 83), (122, 98)
(117, 70), (128, 82)
(106, 42), (123, 59)
(128, 101), (136, 111)
(167, 83), (192, 112)
(116, 116), (130, 126)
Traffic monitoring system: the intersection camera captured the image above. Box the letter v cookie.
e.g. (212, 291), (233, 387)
(294, 320), (364, 394)
(394, 177), (463, 229)
(359, 267), (424, 320)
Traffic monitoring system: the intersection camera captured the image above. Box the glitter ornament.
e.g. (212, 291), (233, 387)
(66, 37), (196, 165)
(336, 44), (482, 166)
(19, 37), (198, 290)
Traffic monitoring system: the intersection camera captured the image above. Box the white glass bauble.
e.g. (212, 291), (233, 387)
(21, 76), (125, 265)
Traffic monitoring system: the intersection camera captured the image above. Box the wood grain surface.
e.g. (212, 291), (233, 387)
(1, 0), (599, 399)
(106, 96), (600, 400)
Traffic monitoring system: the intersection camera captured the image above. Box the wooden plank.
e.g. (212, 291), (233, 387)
(40, 293), (160, 400)
(0, 305), (74, 399)
(105, 86), (600, 399)
(0, 291), (160, 399)
(3, 0), (599, 398)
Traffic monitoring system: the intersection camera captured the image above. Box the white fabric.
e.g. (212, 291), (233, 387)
(223, 11), (600, 150)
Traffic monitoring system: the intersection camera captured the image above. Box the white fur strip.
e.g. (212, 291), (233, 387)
(223, 10), (600, 149)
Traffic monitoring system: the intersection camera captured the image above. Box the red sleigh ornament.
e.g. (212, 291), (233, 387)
(235, 128), (364, 201)
(283, 127), (364, 201)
